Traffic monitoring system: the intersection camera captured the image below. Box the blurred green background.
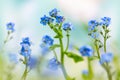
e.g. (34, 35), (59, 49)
(0, 0), (120, 80)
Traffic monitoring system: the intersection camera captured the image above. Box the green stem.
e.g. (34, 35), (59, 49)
(0, 32), (11, 53)
(53, 50), (58, 61)
(104, 31), (107, 53)
(49, 23), (72, 80)
(94, 40), (100, 59)
(106, 64), (112, 80)
(21, 57), (28, 80)
(59, 38), (64, 64)
(4, 31), (10, 44)
(65, 32), (70, 52)
(59, 38), (72, 80)
(21, 65), (28, 80)
(103, 27), (112, 80)
(88, 57), (93, 80)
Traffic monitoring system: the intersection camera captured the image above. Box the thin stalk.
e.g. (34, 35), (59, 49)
(49, 23), (72, 80)
(106, 64), (112, 80)
(104, 31), (107, 52)
(88, 57), (93, 80)
(59, 38), (72, 80)
(103, 27), (112, 80)
(21, 57), (28, 80)
(4, 31), (10, 44)
(21, 64), (28, 80)
(65, 32), (70, 52)
(59, 38), (64, 64)
(94, 40), (100, 59)
(53, 50), (58, 61)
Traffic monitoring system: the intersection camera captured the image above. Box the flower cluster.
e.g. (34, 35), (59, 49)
(88, 20), (99, 31)
(40, 9), (75, 79)
(40, 8), (64, 25)
(100, 17), (111, 27)
(40, 15), (54, 25)
(88, 17), (113, 80)
(20, 37), (31, 57)
(88, 17), (111, 39)
(40, 8), (73, 32)
(20, 37), (37, 69)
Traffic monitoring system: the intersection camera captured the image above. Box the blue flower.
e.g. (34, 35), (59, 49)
(20, 37), (31, 46)
(9, 53), (18, 64)
(20, 45), (31, 57)
(90, 32), (99, 39)
(20, 37), (31, 57)
(49, 8), (59, 17)
(40, 15), (54, 25)
(88, 20), (99, 31)
(79, 45), (93, 57)
(100, 53), (113, 64)
(27, 57), (37, 69)
(42, 35), (54, 46)
(62, 22), (73, 31)
(100, 17), (111, 27)
(55, 16), (65, 23)
(40, 43), (50, 55)
(48, 58), (60, 70)
(6, 22), (15, 32)
(82, 70), (88, 75)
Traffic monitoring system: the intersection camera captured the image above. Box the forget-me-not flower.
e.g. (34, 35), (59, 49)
(79, 45), (93, 57)
(6, 22), (15, 32)
(100, 53), (113, 64)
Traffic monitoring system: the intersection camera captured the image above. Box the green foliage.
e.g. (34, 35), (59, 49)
(49, 44), (60, 50)
(64, 52), (84, 63)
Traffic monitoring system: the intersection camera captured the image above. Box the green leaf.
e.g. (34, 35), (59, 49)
(54, 35), (60, 38)
(64, 52), (84, 63)
(54, 34), (63, 38)
(49, 44), (60, 50)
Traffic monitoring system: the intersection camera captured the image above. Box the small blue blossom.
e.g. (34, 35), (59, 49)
(82, 70), (88, 75)
(9, 53), (18, 64)
(20, 37), (31, 57)
(20, 46), (31, 57)
(48, 58), (60, 70)
(6, 22), (15, 32)
(62, 22), (73, 31)
(100, 53), (113, 64)
(100, 17), (111, 27)
(90, 32), (99, 39)
(27, 57), (37, 69)
(40, 15), (54, 25)
(20, 37), (31, 46)
(79, 45), (93, 57)
(49, 8), (59, 17)
(56, 16), (65, 23)
(88, 20), (99, 31)
(42, 35), (54, 46)
(40, 43), (50, 55)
